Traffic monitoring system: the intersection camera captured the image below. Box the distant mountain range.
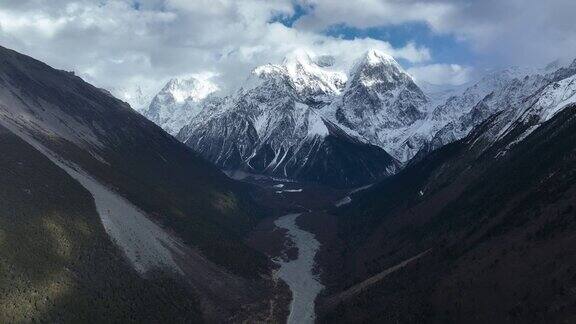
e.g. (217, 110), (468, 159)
(139, 49), (575, 188)
(2, 41), (576, 323)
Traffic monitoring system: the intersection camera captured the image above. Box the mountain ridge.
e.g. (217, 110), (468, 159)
(143, 49), (572, 187)
(0, 44), (283, 322)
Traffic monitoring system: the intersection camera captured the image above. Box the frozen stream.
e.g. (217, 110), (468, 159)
(274, 213), (324, 324)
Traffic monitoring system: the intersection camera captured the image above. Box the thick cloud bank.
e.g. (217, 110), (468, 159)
(0, 0), (572, 106)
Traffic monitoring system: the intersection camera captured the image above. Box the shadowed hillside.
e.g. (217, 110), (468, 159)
(0, 45), (284, 322)
(0, 125), (202, 322)
(320, 105), (576, 323)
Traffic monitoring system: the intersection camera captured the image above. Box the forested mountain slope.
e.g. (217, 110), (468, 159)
(0, 45), (278, 322)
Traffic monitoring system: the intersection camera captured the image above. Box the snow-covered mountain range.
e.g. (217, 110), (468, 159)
(177, 50), (398, 188)
(139, 49), (576, 187)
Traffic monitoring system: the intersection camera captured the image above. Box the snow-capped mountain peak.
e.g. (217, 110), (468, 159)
(348, 49), (412, 89)
(141, 77), (219, 135)
(173, 49), (400, 187)
(162, 77), (219, 103)
(247, 49), (346, 101)
(326, 49), (428, 161)
(146, 49), (576, 187)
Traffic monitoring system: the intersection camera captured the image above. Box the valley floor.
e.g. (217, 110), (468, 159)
(242, 175), (347, 323)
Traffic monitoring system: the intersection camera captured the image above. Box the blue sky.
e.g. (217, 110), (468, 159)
(322, 23), (476, 68)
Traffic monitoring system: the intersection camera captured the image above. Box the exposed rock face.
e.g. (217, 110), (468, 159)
(178, 51), (398, 188)
(330, 50), (427, 149)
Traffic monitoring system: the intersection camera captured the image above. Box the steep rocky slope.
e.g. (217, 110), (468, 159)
(0, 124), (202, 323)
(0, 45), (280, 322)
(324, 50), (428, 161)
(142, 77), (219, 135)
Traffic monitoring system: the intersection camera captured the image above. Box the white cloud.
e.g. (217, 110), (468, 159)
(1, 0), (571, 108)
(408, 64), (472, 86)
(0, 0), (438, 106)
(295, 0), (456, 31)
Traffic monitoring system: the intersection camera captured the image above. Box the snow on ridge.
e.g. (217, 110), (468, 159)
(249, 49), (347, 98)
(161, 49), (576, 179)
(284, 50), (347, 95)
(531, 74), (576, 122)
(494, 73), (576, 151)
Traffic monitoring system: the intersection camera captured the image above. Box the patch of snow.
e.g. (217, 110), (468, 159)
(299, 103), (329, 137)
(531, 75), (576, 122)
(363, 49), (396, 67)
(350, 184), (373, 194)
(335, 196), (352, 207)
(276, 189), (303, 194)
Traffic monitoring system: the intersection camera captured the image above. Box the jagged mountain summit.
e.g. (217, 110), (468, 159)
(142, 77), (219, 135)
(392, 66), (543, 161)
(178, 50), (398, 188)
(469, 59), (576, 153)
(323, 49), (428, 161)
